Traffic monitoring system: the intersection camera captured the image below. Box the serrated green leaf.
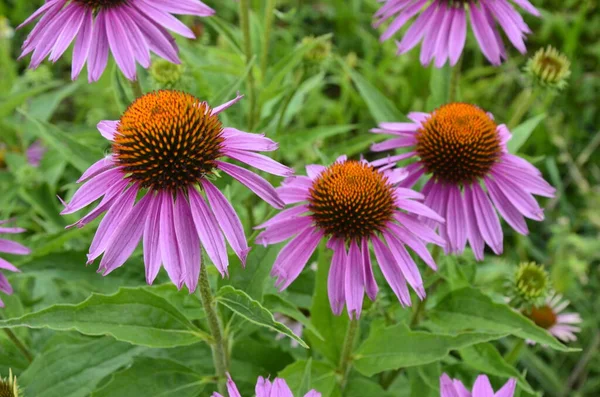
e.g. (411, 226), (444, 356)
(0, 287), (209, 347)
(19, 337), (145, 397)
(215, 285), (308, 348)
(429, 287), (577, 352)
(460, 343), (535, 394)
(507, 114), (546, 153)
(91, 357), (205, 397)
(354, 323), (508, 376)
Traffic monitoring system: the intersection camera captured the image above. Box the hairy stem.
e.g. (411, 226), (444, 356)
(339, 318), (359, 389)
(198, 262), (228, 394)
(239, 0), (257, 130)
(3, 328), (33, 363)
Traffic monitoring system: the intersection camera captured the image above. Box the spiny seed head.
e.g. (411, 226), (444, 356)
(526, 305), (557, 330)
(416, 103), (501, 186)
(308, 160), (395, 241)
(112, 90), (224, 191)
(509, 262), (550, 309)
(0, 370), (19, 397)
(73, 0), (128, 9)
(525, 46), (571, 90)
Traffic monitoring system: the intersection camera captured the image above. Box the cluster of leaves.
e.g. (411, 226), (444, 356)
(0, 0), (599, 396)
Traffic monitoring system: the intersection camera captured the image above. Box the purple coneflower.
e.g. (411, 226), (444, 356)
(374, 0), (540, 67)
(212, 374), (321, 397)
(440, 373), (516, 397)
(371, 103), (555, 260)
(256, 157), (444, 319)
(18, 0), (214, 82)
(525, 294), (582, 344)
(61, 90), (290, 292)
(0, 220), (30, 307)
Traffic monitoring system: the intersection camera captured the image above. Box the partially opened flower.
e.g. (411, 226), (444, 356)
(0, 220), (30, 307)
(61, 90), (290, 292)
(374, 0), (539, 67)
(256, 157), (444, 319)
(440, 373), (516, 397)
(212, 373), (321, 397)
(371, 103), (555, 260)
(18, 0), (214, 82)
(525, 294), (582, 344)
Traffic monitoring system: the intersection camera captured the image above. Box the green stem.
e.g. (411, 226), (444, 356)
(504, 339), (525, 365)
(508, 89), (538, 129)
(3, 328), (33, 363)
(448, 56), (462, 103)
(239, 0), (257, 130)
(338, 318), (359, 389)
(130, 79), (143, 99)
(198, 262), (228, 394)
(260, 0), (277, 79)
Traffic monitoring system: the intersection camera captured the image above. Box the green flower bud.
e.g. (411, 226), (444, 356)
(525, 46), (571, 90)
(149, 59), (184, 88)
(301, 36), (332, 64)
(509, 262), (550, 309)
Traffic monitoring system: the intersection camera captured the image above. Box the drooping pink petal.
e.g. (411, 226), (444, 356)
(61, 168), (124, 215)
(372, 236), (411, 306)
(361, 239), (378, 301)
(217, 161), (285, 209)
(143, 193), (162, 284)
(256, 216), (313, 246)
(0, 240), (30, 256)
(224, 149), (293, 177)
(345, 241), (365, 319)
(328, 238), (346, 316)
(212, 94), (244, 115)
(159, 191), (184, 289)
(173, 193), (201, 291)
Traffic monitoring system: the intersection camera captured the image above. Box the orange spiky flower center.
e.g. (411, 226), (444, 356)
(415, 103), (501, 185)
(308, 161), (395, 240)
(112, 90), (224, 191)
(527, 305), (557, 329)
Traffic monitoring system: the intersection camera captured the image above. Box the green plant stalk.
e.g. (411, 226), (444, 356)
(130, 79), (143, 99)
(260, 0), (277, 79)
(448, 56), (463, 103)
(508, 89), (538, 129)
(3, 328), (33, 363)
(198, 262), (228, 395)
(239, 0), (257, 130)
(339, 318), (359, 389)
(504, 338), (525, 365)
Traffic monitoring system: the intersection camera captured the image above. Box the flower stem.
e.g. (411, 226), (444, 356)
(3, 328), (33, 363)
(508, 88), (538, 129)
(239, 0), (257, 130)
(338, 318), (359, 389)
(130, 79), (143, 99)
(504, 339), (525, 365)
(198, 262), (228, 395)
(448, 57), (462, 103)
(260, 0), (277, 79)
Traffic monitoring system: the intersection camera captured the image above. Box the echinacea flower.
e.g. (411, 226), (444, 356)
(374, 0), (540, 67)
(371, 103), (555, 260)
(61, 90), (290, 292)
(0, 220), (30, 307)
(18, 0), (214, 82)
(212, 373), (321, 397)
(525, 294), (582, 344)
(256, 157), (444, 319)
(525, 46), (571, 90)
(440, 373), (516, 397)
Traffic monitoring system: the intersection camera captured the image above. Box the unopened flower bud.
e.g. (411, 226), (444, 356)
(525, 46), (571, 90)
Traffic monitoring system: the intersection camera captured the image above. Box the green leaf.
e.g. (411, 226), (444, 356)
(220, 245), (279, 300)
(19, 337), (145, 397)
(354, 323), (508, 376)
(91, 357), (205, 397)
(0, 287), (209, 348)
(0, 81), (61, 118)
(279, 359), (339, 397)
(20, 110), (102, 173)
(112, 65), (134, 112)
(507, 114), (546, 153)
(264, 294), (324, 341)
(297, 358), (312, 397)
(215, 285), (308, 348)
(341, 60), (406, 123)
(429, 287), (577, 352)
(346, 376), (398, 397)
(459, 343), (535, 394)
(426, 64), (451, 110)
(28, 82), (81, 121)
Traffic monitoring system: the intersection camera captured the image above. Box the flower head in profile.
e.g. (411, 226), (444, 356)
(374, 0), (539, 67)
(212, 373), (320, 397)
(0, 220), (30, 308)
(524, 294), (582, 344)
(61, 90), (290, 292)
(18, 0), (214, 82)
(0, 369), (20, 397)
(256, 157), (444, 319)
(440, 373), (516, 397)
(371, 103), (555, 260)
